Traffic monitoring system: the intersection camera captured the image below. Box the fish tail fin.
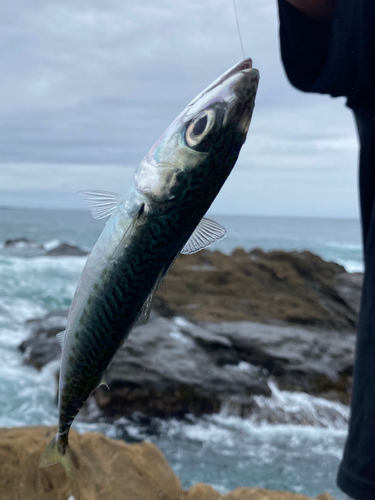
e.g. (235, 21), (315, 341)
(39, 432), (76, 481)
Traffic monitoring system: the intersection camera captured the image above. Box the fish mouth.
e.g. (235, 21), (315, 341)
(234, 67), (259, 101)
(222, 58), (253, 81)
(229, 58), (258, 101)
(186, 58), (255, 114)
(239, 59), (253, 71)
(225, 62), (259, 133)
(209, 59), (255, 94)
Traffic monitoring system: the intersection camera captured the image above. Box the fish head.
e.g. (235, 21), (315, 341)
(135, 59), (259, 203)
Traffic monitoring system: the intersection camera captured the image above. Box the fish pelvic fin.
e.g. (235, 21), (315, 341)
(39, 432), (76, 482)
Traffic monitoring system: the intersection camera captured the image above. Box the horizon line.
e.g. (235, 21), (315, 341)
(0, 205), (360, 221)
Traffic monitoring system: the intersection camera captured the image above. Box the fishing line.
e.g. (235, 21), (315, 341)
(232, 0), (245, 59)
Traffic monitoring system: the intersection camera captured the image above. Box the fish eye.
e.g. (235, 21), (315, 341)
(193, 115), (207, 135)
(185, 109), (215, 147)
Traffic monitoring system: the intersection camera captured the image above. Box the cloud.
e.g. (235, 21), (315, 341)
(0, 0), (360, 217)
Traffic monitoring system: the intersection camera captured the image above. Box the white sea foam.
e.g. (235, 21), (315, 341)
(174, 317), (194, 328)
(135, 410), (346, 500)
(2, 255), (86, 274)
(246, 380), (350, 429)
(0, 255), (86, 319)
(43, 239), (61, 251)
(0, 253), (87, 429)
(0, 354), (58, 428)
(0, 297), (45, 326)
(169, 329), (194, 345)
(339, 259), (364, 273)
(325, 242), (362, 251)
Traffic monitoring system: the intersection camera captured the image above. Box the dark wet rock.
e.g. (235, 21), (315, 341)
(4, 238), (43, 250)
(96, 316), (271, 418)
(23, 309), (68, 338)
(2, 238), (89, 257)
(19, 310), (68, 369)
(19, 311), (270, 417)
(193, 320), (354, 404)
(20, 337), (61, 371)
(45, 243), (88, 256)
(19, 310), (355, 417)
(154, 249), (362, 330)
(100, 316), (354, 412)
(18, 249), (360, 417)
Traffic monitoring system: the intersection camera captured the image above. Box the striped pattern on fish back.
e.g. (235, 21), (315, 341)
(58, 206), (188, 434)
(58, 128), (244, 435)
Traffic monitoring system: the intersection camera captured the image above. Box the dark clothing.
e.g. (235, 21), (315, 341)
(278, 0), (375, 111)
(277, 1), (375, 499)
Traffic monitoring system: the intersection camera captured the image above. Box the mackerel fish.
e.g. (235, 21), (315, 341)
(39, 59), (259, 478)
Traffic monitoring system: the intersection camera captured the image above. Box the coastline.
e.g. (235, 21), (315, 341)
(1, 244), (359, 499)
(19, 248), (360, 419)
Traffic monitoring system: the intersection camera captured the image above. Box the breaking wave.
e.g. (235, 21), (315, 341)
(220, 380), (349, 429)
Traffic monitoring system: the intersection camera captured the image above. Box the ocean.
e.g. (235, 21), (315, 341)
(0, 208), (363, 499)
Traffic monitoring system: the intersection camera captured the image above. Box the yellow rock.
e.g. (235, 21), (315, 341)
(0, 426), (337, 500)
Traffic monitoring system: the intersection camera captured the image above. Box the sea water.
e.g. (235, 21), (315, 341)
(0, 208), (363, 499)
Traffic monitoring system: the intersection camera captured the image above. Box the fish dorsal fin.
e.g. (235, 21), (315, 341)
(78, 190), (123, 220)
(56, 330), (66, 349)
(139, 270), (164, 324)
(181, 218), (226, 255)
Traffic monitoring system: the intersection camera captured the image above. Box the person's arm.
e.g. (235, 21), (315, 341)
(286, 0), (335, 23)
(277, 0), (334, 91)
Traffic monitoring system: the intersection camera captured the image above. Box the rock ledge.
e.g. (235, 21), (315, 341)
(0, 426), (336, 500)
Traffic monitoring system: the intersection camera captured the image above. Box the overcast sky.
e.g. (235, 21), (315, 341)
(0, 0), (359, 217)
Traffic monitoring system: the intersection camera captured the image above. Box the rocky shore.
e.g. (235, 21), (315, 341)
(154, 248), (361, 329)
(0, 426), (337, 500)
(3, 238), (88, 256)
(19, 249), (361, 418)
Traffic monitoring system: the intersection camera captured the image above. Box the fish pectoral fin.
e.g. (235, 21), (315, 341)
(180, 218), (226, 255)
(139, 270), (164, 324)
(78, 190), (123, 220)
(56, 330), (66, 349)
